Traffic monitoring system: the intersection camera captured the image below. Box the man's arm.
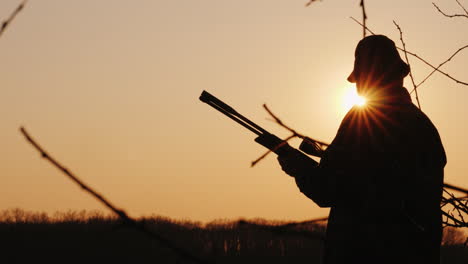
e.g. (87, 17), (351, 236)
(277, 149), (335, 207)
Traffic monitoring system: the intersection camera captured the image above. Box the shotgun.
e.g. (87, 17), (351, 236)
(199, 90), (326, 157)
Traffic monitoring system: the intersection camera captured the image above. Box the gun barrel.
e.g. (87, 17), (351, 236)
(200, 91), (238, 116)
(199, 90), (269, 136)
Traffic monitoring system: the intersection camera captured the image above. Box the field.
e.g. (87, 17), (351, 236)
(0, 209), (466, 264)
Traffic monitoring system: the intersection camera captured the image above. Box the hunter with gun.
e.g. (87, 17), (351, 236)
(200, 35), (446, 264)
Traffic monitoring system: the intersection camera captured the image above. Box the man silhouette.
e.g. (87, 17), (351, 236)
(278, 35), (446, 264)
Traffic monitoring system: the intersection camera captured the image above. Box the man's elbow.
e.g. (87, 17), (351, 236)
(301, 191), (333, 208)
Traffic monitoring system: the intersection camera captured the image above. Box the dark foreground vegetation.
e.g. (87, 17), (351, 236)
(0, 209), (466, 264)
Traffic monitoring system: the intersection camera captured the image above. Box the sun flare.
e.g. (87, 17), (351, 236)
(343, 85), (366, 111)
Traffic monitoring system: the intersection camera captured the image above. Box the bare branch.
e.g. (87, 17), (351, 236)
(251, 105), (329, 167)
(393, 21), (422, 109)
(360, 0), (368, 38)
(443, 190), (467, 224)
(263, 104), (307, 139)
(305, 0), (320, 7)
(19, 127), (210, 264)
(412, 44), (468, 93)
(350, 17), (468, 86)
(456, 0), (468, 15)
(20, 128), (126, 217)
(0, 0), (28, 39)
(445, 183), (468, 194)
(350, 16), (375, 35)
(442, 206), (467, 227)
(441, 188), (468, 227)
(433, 2), (468, 19)
(441, 193), (468, 205)
(250, 104), (307, 166)
(401, 48), (468, 86)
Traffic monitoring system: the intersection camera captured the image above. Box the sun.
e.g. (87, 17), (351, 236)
(343, 85), (366, 111)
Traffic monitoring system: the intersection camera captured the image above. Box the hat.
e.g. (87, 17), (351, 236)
(348, 35), (410, 83)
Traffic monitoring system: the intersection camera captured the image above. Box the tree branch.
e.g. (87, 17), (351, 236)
(445, 183), (468, 194)
(350, 17), (468, 87)
(250, 105), (328, 167)
(412, 44), (468, 93)
(433, 2), (468, 19)
(350, 16), (375, 35)
(360, 0), (368, 38)
(443, 190), (467, 223)
(0, 0), (28, 39)
(441, 188), (468, 227)
(305, 0), (320, 7)
(263, 104), (307, 139)
(456, 0), (468, 15)
(19, 127), (210, 264)
(393, 21), (422, 109)
(402, 48), (468, 86)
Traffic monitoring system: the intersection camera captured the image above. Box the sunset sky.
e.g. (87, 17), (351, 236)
(1, 0), (467, 222)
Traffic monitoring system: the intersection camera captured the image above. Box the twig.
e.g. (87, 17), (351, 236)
(443, 190), (467, 224)
(402, 48), (468, 86)
(305, 0), (320, 7)
(393, 21), (421, 109)
(456, 0), (468, 15)
(262, 105), (329, 148)
(19, 127), (211, 264)
(251, 134), (295, 167)
(441, 190), (467, 228)
(441, 195), (468, 207)
(360, 0), (368, 38)
(433, 2), (468, 18)
(251, 104), (305, 166)
(412, 45), (468, 93)
(350, 16), (375, 35)
(445, 183), (468, 194)
(350, 17), (468, 86)
(251, 105), (328, 167)
(263, 104), (307, 139)
(0, 0), (28, 39)
(442, 210), (466, 227)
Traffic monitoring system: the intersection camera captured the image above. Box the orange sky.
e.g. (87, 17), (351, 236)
(1, 0), (467, 222)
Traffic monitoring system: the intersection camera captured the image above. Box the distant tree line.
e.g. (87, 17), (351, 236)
(0, 209), (466, 264)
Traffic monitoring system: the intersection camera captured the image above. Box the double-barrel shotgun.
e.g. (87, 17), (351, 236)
(199, 90), (326, 158)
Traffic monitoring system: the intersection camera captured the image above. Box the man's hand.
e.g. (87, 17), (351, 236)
(277, 148), (318, 178)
